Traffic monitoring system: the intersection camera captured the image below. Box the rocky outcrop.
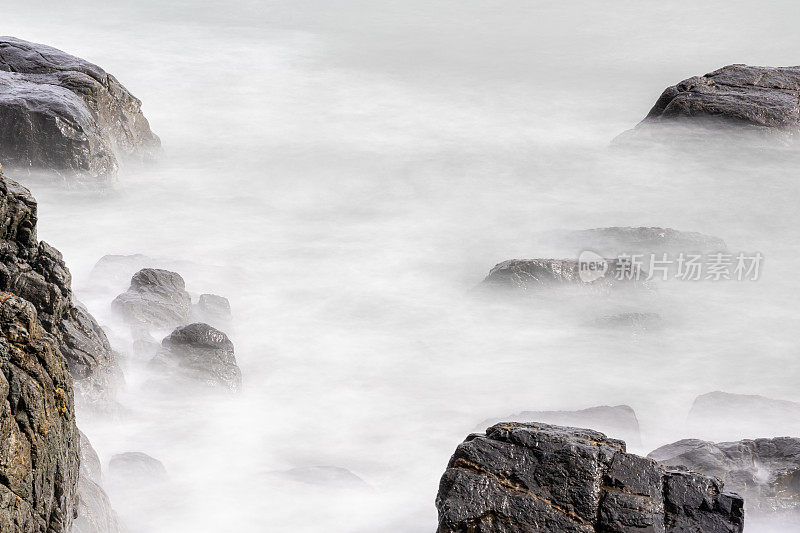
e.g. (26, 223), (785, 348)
(481, 258), (646, 292)
(650, 437), (800, 515)
(151, 323), (241, 392)
(688, 391), (800, 441)
(0, 168), (119, 407)
(112, 268), (191, 331)
(436, 422), (744, 533)
(0, 293), (80, 533)
(73, 432), (120, 533)
(477, 405), (642, 448)
(639, 65), (800, 130)
(0, 36), (159, 182)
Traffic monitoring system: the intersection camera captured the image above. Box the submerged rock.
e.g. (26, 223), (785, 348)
(0, 294), (80, 533)
(688, 391), (800, 440)
(269, 466), (368, 489)
(108, 452), (168, 484)
(641, 65), (800, 130)
(112, 268), (191, 331)
(151, 323), (241, 392)
(481, 258), (647, 292)
(73, 432), (121, 533)
(0, 167), (120, 406)
(436, 422), (744, 533)
(537, 226), (727, 257)
(650, 437), (800, 515)
(195, 293), (231, 327)
(0, 36), (159, 182)
(477, 405), (642, 447)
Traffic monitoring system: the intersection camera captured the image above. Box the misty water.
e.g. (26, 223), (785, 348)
(7, 1), (800, 531)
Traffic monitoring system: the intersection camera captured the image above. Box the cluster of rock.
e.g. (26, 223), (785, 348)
(436, 422), (744, 532)
(0, 37), (159, 182)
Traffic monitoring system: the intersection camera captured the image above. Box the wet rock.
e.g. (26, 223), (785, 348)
(436, 422), (744, 533)
(112, 268), (191, 331)
(73, 432), (121, 533)
(0, 36), (159, 182)
(650, 437), (800, 516)
(195, 293), (231, 328)
(0, 167), (120, 407)
(0, 293), (80, 533)
(477, 405), (642, 447)
(151, 323), (241, 392)
(688, 391), (800, 441)
(481, 258), (647, 292)
(640, 65), (800, 130)
(108, 452), (168, 484)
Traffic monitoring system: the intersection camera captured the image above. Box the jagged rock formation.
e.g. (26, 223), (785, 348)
(477, 405), (642, 448)
(112, 268), (191, 331)
(0, 167), (119, 406)
(0, 36), (159, 181)
(650, 437), (800, 515)
(688, 391), (800, 441)
(73, 432), (120, 533)
(436, 422), (744, 533)
(640, 65), (800, 130)
(151, 323), (241, 392)
(481, 258), (647, 292)
(0, 293), (80, 533)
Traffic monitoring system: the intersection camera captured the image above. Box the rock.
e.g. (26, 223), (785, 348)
(537, 227), (727, 257)
(89, 254), (154, 291)
(151, 323), (241, 392)
(0, 293), (80, 533)
(108, 452), (168, 484)
(687, 391), (800, 441)
(0, 36), (159, 182)
(481, 258), (647, 292)
(269, 466), (368, 489)
(650, 437), (800, 515)
(73, 432), (121, 533)
(436, 422), (744, 533)
(640, 65), (800, 130)
(195, 293), (231, 327)
(0, 167), (120, 407)
(112, 268), (191, 331)
(477, 405), (642, 448)
(593, 312), (662, 333)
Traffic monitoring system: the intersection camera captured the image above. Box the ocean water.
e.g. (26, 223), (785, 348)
(6, 1), (800, 531)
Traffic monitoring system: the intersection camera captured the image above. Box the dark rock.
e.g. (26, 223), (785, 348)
(436, 422), (744, 533)
(112, 268), (191, 331)
(481, 258), (648, 292)
(650, 437), (800, 514)
(108, 452), (168, 484)
(73, 432), (121, 533)
(195, 293), (231, 327)
(477, 405), (642, 448)
(0, 293), (80, 533)
(687, 391), (800, 441)
(640, 65), (800, 130)
(0, 166), (120, 407)
(151, 323), (241, 392)
(0, 36), (159, 182)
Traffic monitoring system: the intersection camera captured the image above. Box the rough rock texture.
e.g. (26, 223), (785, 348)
(477, 405), (642, 448)
(151, 323), (241, 392)
(73, 432), (120, 533)
(112, 268), (191, 331)
(482, 259), (647, 292)
(0, 167), (119, 406)
(108, 452), (167, 484)
(195, 293), (231, 327)
(0, 36), (159, 181)
(650, 437), (800, 514)
(640, 65), (800, 129)
(436, 422), (744, 533)
(688, 391), (800, 441)
(0, 293), (80, 533)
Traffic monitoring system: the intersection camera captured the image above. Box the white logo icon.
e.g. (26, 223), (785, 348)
(578, 250), (608, 282)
